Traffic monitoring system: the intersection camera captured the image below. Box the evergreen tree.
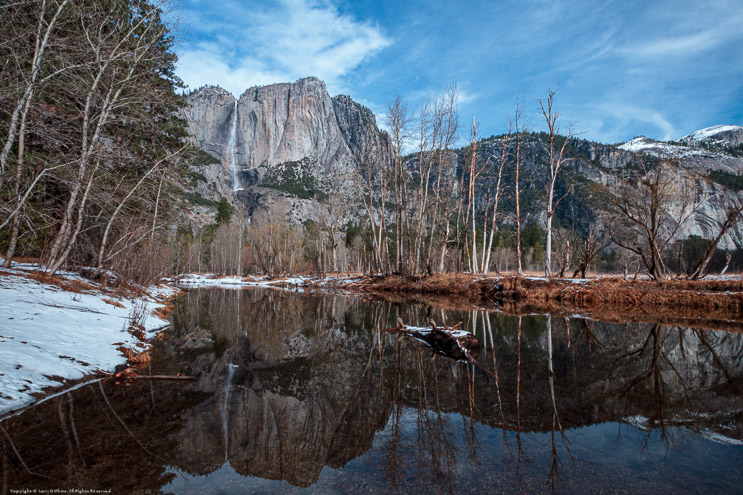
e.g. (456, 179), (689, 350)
(215, 198), (233, 225)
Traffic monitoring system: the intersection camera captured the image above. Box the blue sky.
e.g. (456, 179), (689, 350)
(172, 0), (743, 144)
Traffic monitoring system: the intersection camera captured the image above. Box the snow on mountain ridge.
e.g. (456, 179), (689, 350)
(619, 125), (743, 156)
(681, 125), (743, 143)
(617, 136), (720, 159)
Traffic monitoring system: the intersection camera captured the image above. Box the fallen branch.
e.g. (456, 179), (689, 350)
(102, 368), (196, 384)
(132, 375), (197, 381)
(383, 317), (480, 363)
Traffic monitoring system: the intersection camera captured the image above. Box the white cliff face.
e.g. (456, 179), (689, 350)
(236, 78), (355, 180)
(184, 86), (234, 156)
(184, 86), (238, 200)
(227, 100), (240, 191)
(184, 78), (391, 218)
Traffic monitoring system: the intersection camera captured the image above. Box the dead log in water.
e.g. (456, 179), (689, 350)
(383, 318), (480, 363)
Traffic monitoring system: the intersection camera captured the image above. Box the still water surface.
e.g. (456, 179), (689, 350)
(4, 288), (743, 494)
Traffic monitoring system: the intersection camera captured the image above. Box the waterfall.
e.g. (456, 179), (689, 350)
(227, 100), (240, 191)
(221, 363), (238, 461)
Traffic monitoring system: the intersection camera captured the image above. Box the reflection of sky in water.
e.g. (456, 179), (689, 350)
(163, 409), (743, 494)
(164, 462), (300, 495)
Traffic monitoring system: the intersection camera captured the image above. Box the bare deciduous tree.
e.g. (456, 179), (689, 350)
(512, 102), (525, 276)
(538, 88), (572, 277)
(607, 160), (700, 280)
(686, 199), (743, 279)
(0, 0), (72, 187)
(572, 223), (609, 278)
(482, 127), (511, 274)
(386, 95), (413, 274)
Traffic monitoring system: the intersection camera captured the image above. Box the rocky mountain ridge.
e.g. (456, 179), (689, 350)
(465, 132), (742, 247)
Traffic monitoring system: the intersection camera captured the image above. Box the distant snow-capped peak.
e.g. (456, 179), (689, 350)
(679, 125), (743, 146)
(618, 136), (723, 160)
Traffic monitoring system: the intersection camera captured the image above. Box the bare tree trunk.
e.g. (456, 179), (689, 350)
(688, 203), (743, 279)
(719, 251), (732, 277)
(539, 88), (571, 278)
(469, 119), (478, 273)
(559, 239), (571, 277)
(151, 172), (165, 243)
(3, 93), (34, 267)
(47, 72), (114, 268)
(546, 208), (553, 276)
(483, 131), (510, 274)
(514, 112), (523, 276)
(48, 161), (100, 276)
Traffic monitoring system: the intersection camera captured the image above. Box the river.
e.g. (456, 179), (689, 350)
(4, 287), (743, 493)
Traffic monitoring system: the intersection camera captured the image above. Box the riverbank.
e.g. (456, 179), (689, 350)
(342, 273), (743, 330)
(0, 260), (181, 417)
(171, 271), (743, 330)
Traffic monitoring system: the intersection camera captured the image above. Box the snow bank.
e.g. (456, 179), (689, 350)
(173, 273), (364, 289)
(0, 265), (175, 416)
(174, 273), (270, 287)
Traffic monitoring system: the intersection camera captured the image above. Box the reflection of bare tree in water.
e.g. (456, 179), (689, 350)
(693, 329), (742, 397)
(464, 362), (479, 463)
(545, 315), (574, 494)
(478, 310), (514, 466)
(515, 316), (529, 481)
(611, 323), (672, 449)
(8, 290), (743, 493)
(607, 323), (728, 451)
(381, 331), (407, 489)
(415, 346), (457, 493)
(376, 327), (470, 493)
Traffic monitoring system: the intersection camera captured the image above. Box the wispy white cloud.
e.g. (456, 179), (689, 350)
(622, 24), (741, 60)
(595, 103), (677, 142)
(176, 0), (391, 96)
(619, 6), (743, 60)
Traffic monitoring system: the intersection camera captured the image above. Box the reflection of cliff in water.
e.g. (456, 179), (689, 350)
(3, 288), (743, 492)
(167, 289), (393, 486)
(166, 289), (743, 486)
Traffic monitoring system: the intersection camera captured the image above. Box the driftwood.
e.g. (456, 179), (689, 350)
(129, 375), (197, 381)
(383, 317), (480, 363)
(103, 368), (196, 385)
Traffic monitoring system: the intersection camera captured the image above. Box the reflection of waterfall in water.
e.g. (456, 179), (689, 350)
(222, 363), (238, 461)
(227, 100), (240, 191)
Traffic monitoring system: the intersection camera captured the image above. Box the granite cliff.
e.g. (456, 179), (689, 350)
(184, 77), (390, 222)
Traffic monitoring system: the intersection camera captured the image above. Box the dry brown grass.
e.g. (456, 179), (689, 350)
(333, 273), (743, 330)
(485, 276), (743, 311)
(117, 345), (152, 368)
(152, 302), (175, 320)
(101, 297), (125, 308)
(0, 268), (100, 294)
(353, 273), (482, 295)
